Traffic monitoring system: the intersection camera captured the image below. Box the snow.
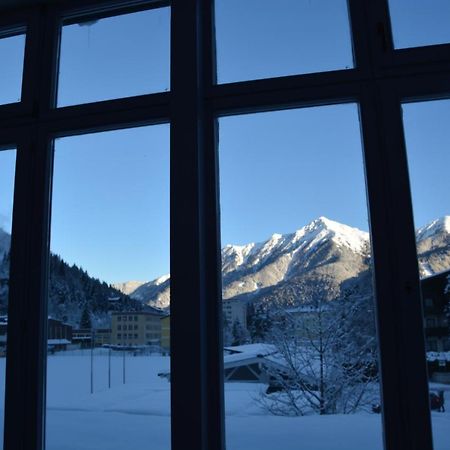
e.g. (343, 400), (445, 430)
(0, 350), (448, 450)
(222, 216), (369, 275)
(154, 274), (170, 285)
(48, 339), (71, 345)
(417, 216), (450, 242)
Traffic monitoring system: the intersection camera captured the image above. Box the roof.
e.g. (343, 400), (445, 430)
(48, 339), (71, 345)
(111, 309), (163, 316)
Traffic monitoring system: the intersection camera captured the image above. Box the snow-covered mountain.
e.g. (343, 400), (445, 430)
(417, 216), (450, 277)
(127, 274), (170, 310)
(0, 228), (10, 259)
(113, 280), (147, 296)
(128, 216), (450, 310)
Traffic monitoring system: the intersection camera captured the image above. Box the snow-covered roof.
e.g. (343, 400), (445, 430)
(427, 351), (450, 362)
(224, 343), (276, 358)
(48, 339), (71, 345)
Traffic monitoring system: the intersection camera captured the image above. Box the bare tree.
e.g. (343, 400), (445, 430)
(259, 292), (379, 416)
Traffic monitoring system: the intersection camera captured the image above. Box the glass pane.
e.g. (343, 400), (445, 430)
(389, 0), (450, 49)
(0, 33), (25, 105)
(219, 105), (383, 450)
(402, 99), (450, 450)
(57, 7), (170, 107)
(215, 0), (354, 84)
(0, 149), (16, 449)
(46, 126), (170, 450)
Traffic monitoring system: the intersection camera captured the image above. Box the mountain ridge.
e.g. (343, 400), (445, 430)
(122, 215), (450, 310)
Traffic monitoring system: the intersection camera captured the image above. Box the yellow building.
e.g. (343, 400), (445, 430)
(160, 315), (170, 354)
(111, 310), (162, 347)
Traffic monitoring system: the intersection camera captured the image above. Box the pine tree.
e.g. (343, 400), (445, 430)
(80, 306), (92, 329)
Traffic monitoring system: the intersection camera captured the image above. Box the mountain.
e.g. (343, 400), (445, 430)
(417, 217), (450, 277)
(128, 274), (170, 310)
(128, 216), (450, 311)
(0, 229), (142, 324)
(113, 280), (147, 296)
(0, 228), (10, 259)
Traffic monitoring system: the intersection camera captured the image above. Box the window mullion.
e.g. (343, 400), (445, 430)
(170, 1), (225, 450)
(3, 6), (57, 450)
(359, 82), (433, 450)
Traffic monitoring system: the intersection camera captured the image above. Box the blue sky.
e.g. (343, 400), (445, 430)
(0, 2), (449, 283)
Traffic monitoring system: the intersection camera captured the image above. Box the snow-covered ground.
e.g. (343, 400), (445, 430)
(0, 350), (449, 450)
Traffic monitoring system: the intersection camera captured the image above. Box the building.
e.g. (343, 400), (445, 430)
(94, 328), (112, 346)
(160, 315), (170, 354)
(71, 328), (92, 349)
(222, 298), (247, 329)
(421, 270), (450, 353)
(111, 310), (163, 347)
(0, 315), (7, 353)
(47, 317), (72, 341)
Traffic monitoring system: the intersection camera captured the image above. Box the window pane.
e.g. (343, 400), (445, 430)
(388, 0), (450, 49)
(0, 148), (16, 449)
(57, 7), (170, 107)
(219, 105), (383, 450)
(46, 126), (170, 450)
(215, 0), (354, 84)
(0, 33), (25, 105)
(402, 99), (450, 450)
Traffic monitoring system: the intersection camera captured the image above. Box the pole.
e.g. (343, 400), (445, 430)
(122, 348), (126, 384)
(90, 329), (94, 394)
(108, 347), (111, 389)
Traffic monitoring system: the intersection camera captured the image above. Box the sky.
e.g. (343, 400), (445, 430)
(0, 1), (449, 284)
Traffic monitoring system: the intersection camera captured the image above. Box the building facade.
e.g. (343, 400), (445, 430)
(222, 299), (247, 329)
(421, 270), (450, 353)
(160, 315), (170, 354)
(111, 310), (162, 347)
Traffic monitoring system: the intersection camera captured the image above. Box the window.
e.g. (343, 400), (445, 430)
(0, 2), (444, 450)
(0, 31), (25, 105)
(57, 6), (170, 106)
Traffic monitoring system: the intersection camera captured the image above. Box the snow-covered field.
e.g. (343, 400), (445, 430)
(0, 350), (449, 450)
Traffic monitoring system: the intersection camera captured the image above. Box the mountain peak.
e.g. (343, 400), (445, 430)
(293, 217), (369, 255)
(417, 216), (450, 241)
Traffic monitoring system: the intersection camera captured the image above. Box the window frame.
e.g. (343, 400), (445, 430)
(0, 1), (447, 450)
